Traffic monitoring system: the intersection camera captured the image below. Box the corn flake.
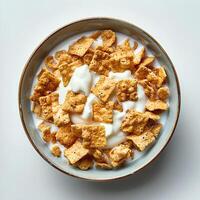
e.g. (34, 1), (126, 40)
(75, 156), (93, 170)
(145, 100), (168, 111)
(133, 47), (145, 65)
(157, 86), (170, 100)
(101, 30), (116, 48)
(44, 56), (57, 70)
(51, 145), (61, 157)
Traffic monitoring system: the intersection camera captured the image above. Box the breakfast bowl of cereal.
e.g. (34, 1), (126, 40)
(18, 18), (180, 181)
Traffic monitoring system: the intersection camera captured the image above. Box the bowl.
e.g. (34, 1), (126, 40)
(18, 17), (181, 181)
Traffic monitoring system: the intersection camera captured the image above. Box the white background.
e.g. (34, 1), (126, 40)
(1, 0), (200, 199)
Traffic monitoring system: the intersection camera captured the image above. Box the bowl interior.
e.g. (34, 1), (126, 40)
(19, 18), (180, 181)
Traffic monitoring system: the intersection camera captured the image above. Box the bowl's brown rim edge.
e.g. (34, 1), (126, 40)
(18, 17), (181, 182)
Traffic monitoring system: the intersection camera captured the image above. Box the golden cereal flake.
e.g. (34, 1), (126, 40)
(62, 91), (87, 113)
(127, 131), (155, 151)
(92, 101), (114, 123)
(133, 47), (145, 65)
(30, 69), (60, 102)
(135, 65), (152, 80)
(44, 56), (57, 70)
(82, 125), (106, 148)
(145, 100), (168, 111)
(153, 67), (167, 86)
(121, 109), (149, 135)
(51, 145), (61, 157)
(38, 121), (51, 143)
(140, 56), (155, 67)
(139, 80), (157, 100)
(91, 76), (116, 102)
(64, 140), (89, 165)
(51, 131), (57, 144)
(145, 111), (160, 121)
(109, 144), (133, 167)
(89, 50), (110, 75)
(101, 30), (116, 48)
(83, 48), (94, 65)
(56, 126), (77, 147)
(113, 100), (123, 112)
(133, 41), (138, 50)
(157, 86), (170, 100)
(95, 162), (113, 170)
(89, 31), (102, 40)
(75, 156), (93, 170)
(32, 102), (41, 117)
(116, 79), (138, 102)
(68, 37), (94, 57)
(150, 123), (162, 138)
(39, 93), (59, 122)
(59, 60), (82, 87)
(55, 50), (72, 62)
(71, 124), (85, 137)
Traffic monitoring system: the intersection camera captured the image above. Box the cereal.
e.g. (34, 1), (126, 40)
(75, 156), (93, 170)
(38, 122), (51, 143)
(150, 123), (162, 138)
(83, 48), (94, 65)
(133, 47), (145, 65)
(145, 111), (160, 121)
(62, 91), (87, 113)
(91, 76), (116, 102)
(64, 140), (89, 165)
(113, 100), (123, 112)
(32, 102), (41, 117)
(30, 69), (60, 102)
(89, 50), (110, 75)
(157, 86), (170, 100)
(127, 131), (155, 151)
(95, 162), (112, 169)
(71, 124), (85, 137)
(44, 56), (57, 70)
(121, 110), (149, 135)
(89, 31), (102, 40)
(68, 37), (94, 57)
(116, 79), (138, 102)
(51, 145), (61, 157)
(39, 93), (59, 121)
(56, 126), (77, 147)
(145, 100), (168, 111)
(109, 144), (133, 167)
(135, 65), (151, 80)
(55, 50), (71, 62)
(101, 30), (116, 48)
(59, 60), (82, 86)
(139, 80), (157, 100)
(92, 101), (114, 123)
(153, 67), (167, 86)
(51, 131), (57, 144)
(82, 125), (106, 148)
(140, 56), (155, 67)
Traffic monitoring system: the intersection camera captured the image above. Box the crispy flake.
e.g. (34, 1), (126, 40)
(68, 37), (94, 57)
(51, 145), (61, 157)
(157, 86), (170, 100)
(133, 47), (145, 65)
(95, 162), (112, 169)
(145, 100), (168, 111)
(116, 79), (138, 102)
(135, 65), (152, 80)
(101, 30), (116, 48)
(113, 100), (123, 112)
(89, 31), (102, 40)
(62, 91), (87, 113)
(92, 101), (114, 123)
(89, 50), (110, 75)
(38, 122), (51, 143)
(150, 123), (162, 138)
(44, 56), (57, 70)
(121, 109), (149, 135)
(55, 50), (72, 62)
(30, 69), (60, 102)
(82, 125), (106, 148)
(153, 67), (167, 86)
(139, 80), (157, 100)
(145, 111), (160, 121)
(140, 56), (155, 67)
(127, 131), (155, 151)
(71, 124), (85, 137)
(56, 126), (77, 147)
(32, 102), (41, 117)
(64, 140), (89, 164)
(75, 156), (93, 170)
(91, 76), (116, 102)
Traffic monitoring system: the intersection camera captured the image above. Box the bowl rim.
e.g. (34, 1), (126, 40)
(18, 17), (181, 182)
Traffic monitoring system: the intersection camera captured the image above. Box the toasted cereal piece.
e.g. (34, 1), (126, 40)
(53, 69), (62, 79)
(127, 131), (155, 151)
(89, 50), (110, 75)
(62, 91), (87, 113)
(68, 37), (94, 57)
(91, 76), (116, 102)
(38, 122), (51, 143)
(75, 156), (93, 170)
(82, 125), (106, 148)
(44, 56), (57, 70)
(157, 86), (170, 100)
(92, 149), (108, 163)
(39, 93), (59, 121)
(92, 101), (114, 123)
(51, 145), (61, 157)
(116, 79), (138, 102)
(83, 48), (94, 65)
(133, 41), (138, 50)
(121, 109), (149, 135)
(95, 162), (112, 170)
(145, 100), (168, 111)
(52, 104), (70, 127)
(71, 124), (85, 137)
(89, 31), (102, 40)
(140, 56), (155, 67)
(55, 50), (72, 62)
(113, 100), (123, 112)
(109, 144), (133, 167)
(139, 80), (157, 100)
(146, 72), (162, 86)
(56, 126), (77, 147)
(32, 102), (41, 116)
(150, 123), (162, 138)
(145, 111), (160, 121)
(51, 131), (57, 144)
(153, 67), (167, 86)
(64, 140), (89, 165)
(133, 47), (145, 65)
(30, 69), (60, 102)
(101, 30), (116, 48)
(135, 65), (151, 80)
(122, 140), (134, 149)
(59, 60), (82, 86)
